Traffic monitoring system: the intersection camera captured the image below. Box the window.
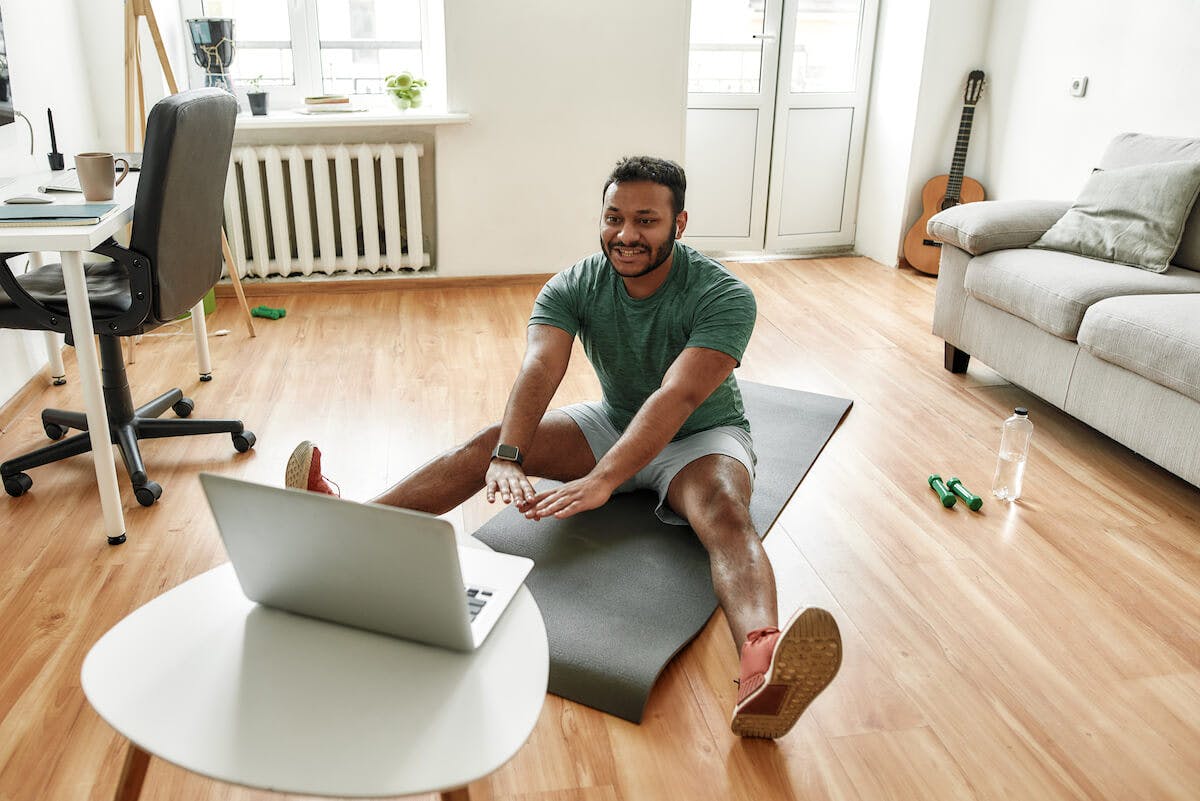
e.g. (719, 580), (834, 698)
(179, 0), (445, 108)
(688, 0), (767, 94)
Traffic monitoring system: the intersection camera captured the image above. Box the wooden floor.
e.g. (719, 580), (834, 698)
(1, 256), (1198, 801)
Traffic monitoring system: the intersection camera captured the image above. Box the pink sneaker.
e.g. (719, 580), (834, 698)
(731, 607), (842, 738)
(285, 440), (340, 496)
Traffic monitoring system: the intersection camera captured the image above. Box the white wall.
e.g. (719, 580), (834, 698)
(854, 0), (930, 266)
(984, 0), (1200, 200)
(434, 0), (690, 277)
(75, 1), (183, 152)
(858, 0), (1200, 267)
(0, 0), (100, 405)
(855, 0), (993, 267)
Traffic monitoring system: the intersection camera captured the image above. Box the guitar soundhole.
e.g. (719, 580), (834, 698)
(940, 198), (960, 211)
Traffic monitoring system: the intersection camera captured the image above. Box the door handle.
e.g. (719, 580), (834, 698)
(752, 33), (777, 41)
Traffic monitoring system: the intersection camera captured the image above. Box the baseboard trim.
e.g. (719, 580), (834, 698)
(215, 272), (556, 298)
(0, 367), (57, 434)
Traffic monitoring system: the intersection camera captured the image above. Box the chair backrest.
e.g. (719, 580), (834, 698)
(129, 89), (238, 324)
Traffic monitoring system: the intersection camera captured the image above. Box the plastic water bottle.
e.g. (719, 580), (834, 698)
(991, 407), (1033, 501)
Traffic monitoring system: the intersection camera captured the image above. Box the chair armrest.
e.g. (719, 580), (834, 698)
(927, 200), (1073, 256)
(0, 243), (153, 337)
(87, 241), (155, 334)
(0, 253), (71, 334)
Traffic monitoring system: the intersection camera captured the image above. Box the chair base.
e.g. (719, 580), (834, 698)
(1, 337), (254, 506)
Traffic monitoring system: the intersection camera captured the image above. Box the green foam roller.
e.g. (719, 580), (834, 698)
(927, 473), (956, 507)
(947, 477), (983, 511)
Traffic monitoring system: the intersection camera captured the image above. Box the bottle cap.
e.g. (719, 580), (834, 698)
(1014, 407), (1028, 416)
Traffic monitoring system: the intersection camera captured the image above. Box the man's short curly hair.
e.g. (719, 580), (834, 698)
(602, 156), (687, 216)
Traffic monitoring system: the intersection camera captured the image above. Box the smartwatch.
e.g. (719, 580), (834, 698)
(490, 443), (524, 466)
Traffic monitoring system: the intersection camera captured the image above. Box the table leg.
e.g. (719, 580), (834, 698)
(440, 788), (471, 801)
(43, 332), (67, 385)
(190, 300), (213, 381)
(26, 252), (67, 385)
(58, 250), (127, 545)
(113, 742), (151, 801)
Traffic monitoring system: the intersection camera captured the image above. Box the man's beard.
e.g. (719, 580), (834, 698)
(602, 224), (677, 278)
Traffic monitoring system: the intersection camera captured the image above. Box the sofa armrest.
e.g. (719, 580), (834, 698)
(927, 200), (1072, 256)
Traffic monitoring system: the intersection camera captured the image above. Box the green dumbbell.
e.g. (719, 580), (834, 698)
(927, 474), (956, 507)
(251, 305), (287, 320)
(947, 477), (983, 511)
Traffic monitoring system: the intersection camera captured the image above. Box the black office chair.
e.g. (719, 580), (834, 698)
(0, 89), (255, 507)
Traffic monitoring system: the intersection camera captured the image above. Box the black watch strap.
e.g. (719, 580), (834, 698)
(491, 443), (523, 466)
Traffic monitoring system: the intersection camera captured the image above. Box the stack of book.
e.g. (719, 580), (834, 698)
(298, 95), (365, 114)
(304, 95), (350, 107)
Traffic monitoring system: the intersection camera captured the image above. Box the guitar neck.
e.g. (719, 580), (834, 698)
(945, 105), (976, 202)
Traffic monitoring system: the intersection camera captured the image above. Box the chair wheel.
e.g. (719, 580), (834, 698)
(44, 422), (68, 440)
(4, 473), (32, 497)
(134, 481), (163, 507)
(232, 431), (256, 453)
(172, 397), (195, 418)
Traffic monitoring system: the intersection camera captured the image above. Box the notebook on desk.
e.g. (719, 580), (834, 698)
(0, 202), (118, 227)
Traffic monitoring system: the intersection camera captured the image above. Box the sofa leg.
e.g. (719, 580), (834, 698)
(944, 342), (970, 373)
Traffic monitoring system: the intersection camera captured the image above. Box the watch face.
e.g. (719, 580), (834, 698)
(496, 444), (519, 460)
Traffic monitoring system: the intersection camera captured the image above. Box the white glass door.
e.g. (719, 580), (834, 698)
(764, 0), (878, 251)
(684, 0), (878, 253)
(683, 0), (782, 251)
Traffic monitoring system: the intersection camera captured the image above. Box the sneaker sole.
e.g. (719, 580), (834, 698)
(285, 441), (316, 491)
(730, 607), (842, 739)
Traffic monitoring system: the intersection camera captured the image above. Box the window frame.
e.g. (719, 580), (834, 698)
(177, 0), (445, 111)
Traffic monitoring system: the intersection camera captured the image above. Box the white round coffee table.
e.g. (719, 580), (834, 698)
(82, 562), (548, 800)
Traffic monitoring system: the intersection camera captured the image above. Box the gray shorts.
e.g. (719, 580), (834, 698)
(559, 401), (757, 526)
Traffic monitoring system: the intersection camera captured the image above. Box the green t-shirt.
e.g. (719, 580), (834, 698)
(530, 242), (756, 439)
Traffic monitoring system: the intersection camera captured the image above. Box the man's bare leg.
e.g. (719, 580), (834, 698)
(665, 454), (776, 649)
(666, 453), (841, 738)
(370, 411), (597, 515)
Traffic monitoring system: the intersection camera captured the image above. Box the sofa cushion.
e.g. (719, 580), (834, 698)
(964, 248), (1200, 340)
(1099, 133), (1200, 271)
(1078, 294), (1200, 404)
(1029, 160), (1200, 273)
(927, 200), (1072, 256)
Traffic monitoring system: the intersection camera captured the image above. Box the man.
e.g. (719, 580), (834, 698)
(287, 156), (841, 738)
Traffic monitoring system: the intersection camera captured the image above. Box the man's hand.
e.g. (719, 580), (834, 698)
(486, 460), (538, 508)
(525, 474), (618, 520)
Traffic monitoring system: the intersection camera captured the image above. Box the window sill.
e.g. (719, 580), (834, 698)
(234, 109), (470, 131)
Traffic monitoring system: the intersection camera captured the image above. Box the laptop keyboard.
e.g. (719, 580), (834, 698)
(466, 585), (494, 621)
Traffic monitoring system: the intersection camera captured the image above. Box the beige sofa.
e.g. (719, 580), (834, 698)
(928, 133), (1200, 488)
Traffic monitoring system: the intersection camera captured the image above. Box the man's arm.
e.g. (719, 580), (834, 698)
(486, 324), (574, 506)
(525, 346), (736, 520)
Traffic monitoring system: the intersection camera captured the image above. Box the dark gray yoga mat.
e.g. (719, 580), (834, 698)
(473, 381), (852, 723)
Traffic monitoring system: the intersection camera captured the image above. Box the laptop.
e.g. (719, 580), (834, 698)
(199, 473), (534, 652)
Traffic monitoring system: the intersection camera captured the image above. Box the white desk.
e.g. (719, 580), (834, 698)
(82, 562), (549, 800)
(0, 172), (140, 544)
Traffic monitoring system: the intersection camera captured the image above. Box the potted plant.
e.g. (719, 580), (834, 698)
(246, 75), (269, 116)
(384, 72), (427, 111)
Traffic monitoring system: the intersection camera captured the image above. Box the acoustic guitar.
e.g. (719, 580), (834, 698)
(903, 70), (987, 276)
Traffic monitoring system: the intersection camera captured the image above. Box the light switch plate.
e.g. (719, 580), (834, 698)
(1070, 76), (1088, 97)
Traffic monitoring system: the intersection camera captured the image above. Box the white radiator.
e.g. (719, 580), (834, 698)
(223, 143), (430, 278)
